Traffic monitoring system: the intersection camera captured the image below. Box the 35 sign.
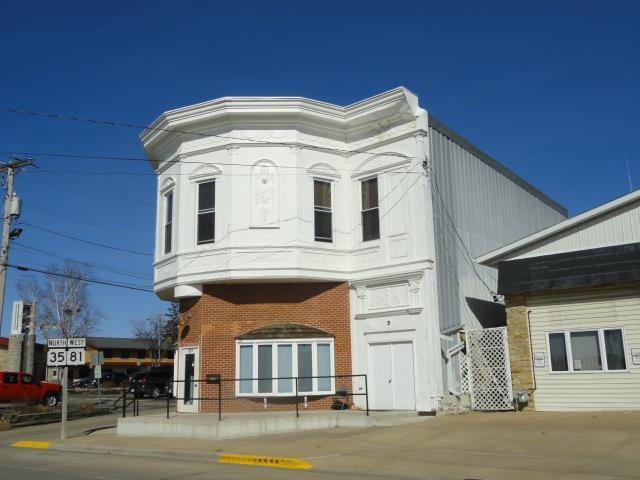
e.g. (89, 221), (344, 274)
(48, 349), (66, 366)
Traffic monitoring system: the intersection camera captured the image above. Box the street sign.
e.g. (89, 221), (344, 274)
(47, 348), (85, 366)
(47, 338), (86, 348)
(66, 348), (85, 366)
(94, 364), (102, 379)
(45, 337), (86, 442)
(90, 351), (103, 367)
(46, 338), (86, 367)
(47, 349), (67, 366)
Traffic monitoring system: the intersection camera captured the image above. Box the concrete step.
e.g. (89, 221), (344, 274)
(118, 410), (431, 440)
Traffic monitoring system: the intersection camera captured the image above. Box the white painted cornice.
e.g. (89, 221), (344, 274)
(141, 87), (421, 161)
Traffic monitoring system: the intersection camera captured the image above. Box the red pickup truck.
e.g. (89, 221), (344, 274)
(0, 371), (61, 407)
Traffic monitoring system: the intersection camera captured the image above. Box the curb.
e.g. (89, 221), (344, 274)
(12, 441), (312, 469)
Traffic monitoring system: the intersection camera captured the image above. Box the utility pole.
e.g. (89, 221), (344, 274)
(0, 158), (32, 334)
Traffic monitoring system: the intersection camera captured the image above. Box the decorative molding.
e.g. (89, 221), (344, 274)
(390, 237), (408, 259)
(188, 164), (222, 181)
(367, 283), (410, 311)
(140, 87), (417, 148)
(250, 160), (279, 228)
(160, 177), (176, 192)
(352, 153), (412, 179)
(307, 163), (341, 180)
(355, 308), (423, 320)
(349, 272), (424, 317)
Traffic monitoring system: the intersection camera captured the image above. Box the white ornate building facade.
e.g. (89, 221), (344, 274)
(143, 88), (566, 413)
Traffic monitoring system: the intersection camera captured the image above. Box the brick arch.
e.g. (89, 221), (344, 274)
(236, 323), (334, 340)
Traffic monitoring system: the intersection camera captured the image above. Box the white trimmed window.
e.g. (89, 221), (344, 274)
(361, 177), (379, 242)
(163, 190), (174, 254)
(314, 179), (332, 242)
(547, 328), (627, 373)
(236, 339), (335, 396)
(196, 180), (216, 244)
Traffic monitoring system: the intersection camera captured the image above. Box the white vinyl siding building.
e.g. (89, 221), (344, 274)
(479, 189), (640, 412)
(528, 288), (640, 411)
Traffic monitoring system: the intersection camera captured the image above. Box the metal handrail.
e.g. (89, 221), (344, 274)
(122, 373), (368, 421)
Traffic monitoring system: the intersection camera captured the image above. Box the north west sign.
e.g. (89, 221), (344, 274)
(47, 338), (86, 366)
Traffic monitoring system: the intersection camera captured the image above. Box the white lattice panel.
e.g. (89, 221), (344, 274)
(459, 351), (469, 395)
(465, 327), (513, 411)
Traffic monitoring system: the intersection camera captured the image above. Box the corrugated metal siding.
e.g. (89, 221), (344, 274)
(508, 200), (640, 260)
(528, 287), (640, 411)
(429, 125), (566, 333)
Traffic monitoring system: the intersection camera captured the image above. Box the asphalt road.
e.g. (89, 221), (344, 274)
(0, 399), (170, 444)
(0, 447), (404, 480)
(0, 411), (120, 444)
(3, 411), (640, 480)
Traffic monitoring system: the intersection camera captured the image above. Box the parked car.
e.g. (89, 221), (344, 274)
(72, 376), (94, 388)
(98, 372), (129, 388)
(129, 369), (173, 399)
(0, 371), (61, 407)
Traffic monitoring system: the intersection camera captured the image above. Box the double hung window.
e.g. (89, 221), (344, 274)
(197, 181), (216, 244)
(237, 339), (334, 396)
(361, 177), (380, 242)
(164, 191), (173, 254)
(547, 328), (627, 372)
(314, 180), (332, 242)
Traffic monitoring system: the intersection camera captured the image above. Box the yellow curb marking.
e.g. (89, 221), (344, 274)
(11, 441), (50, 449)
(218, 453), (312, 469)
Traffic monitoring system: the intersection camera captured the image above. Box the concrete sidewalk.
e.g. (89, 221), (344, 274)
(10, 411), (640, 479)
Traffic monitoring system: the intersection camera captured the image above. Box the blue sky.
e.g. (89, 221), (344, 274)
(0, 1), (638, 337)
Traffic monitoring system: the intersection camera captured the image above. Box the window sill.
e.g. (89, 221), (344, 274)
(235, 391), (335, 398)
(547, 369), (630, 374)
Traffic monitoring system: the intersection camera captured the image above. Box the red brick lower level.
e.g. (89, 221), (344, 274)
(178, 282), (352, 413)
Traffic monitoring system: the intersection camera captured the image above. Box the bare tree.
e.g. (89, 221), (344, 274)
(162, 302), (179, 347)
(17, 262), (103, 340)
(131, 310), (174, 367)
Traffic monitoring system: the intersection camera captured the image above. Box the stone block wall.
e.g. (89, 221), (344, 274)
(0, 347), (7, 371)
(505, 294), (535, 410)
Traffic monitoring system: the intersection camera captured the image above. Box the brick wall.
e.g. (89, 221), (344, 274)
(505, 294), (535, 410)
(178, 282), (351, 413)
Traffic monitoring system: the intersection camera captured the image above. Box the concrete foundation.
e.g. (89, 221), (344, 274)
(117, 411), (426, 440)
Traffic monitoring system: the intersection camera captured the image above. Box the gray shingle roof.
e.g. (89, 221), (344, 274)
(86, 337), (148, 350)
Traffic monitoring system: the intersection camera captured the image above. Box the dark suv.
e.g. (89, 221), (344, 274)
(98, 372), (129, 388)
(129, 369), (173, 399)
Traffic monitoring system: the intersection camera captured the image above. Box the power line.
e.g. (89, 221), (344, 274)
(18, 222), (153, 257)
(2, 150), (424, 177)
(0, 108), (424, 162)
(6, 263), (153, 293)
(25, 174), (154, 211)
(12, 242), (152, 281)
(27, 205), (153, 242)
(427, 164), (497, 297)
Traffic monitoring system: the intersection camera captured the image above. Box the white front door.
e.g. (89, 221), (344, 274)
(368, 341), (416, 410)
(177, 347), (199, 413)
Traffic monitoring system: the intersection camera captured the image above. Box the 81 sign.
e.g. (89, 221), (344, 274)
(66, 349), (85, 365)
